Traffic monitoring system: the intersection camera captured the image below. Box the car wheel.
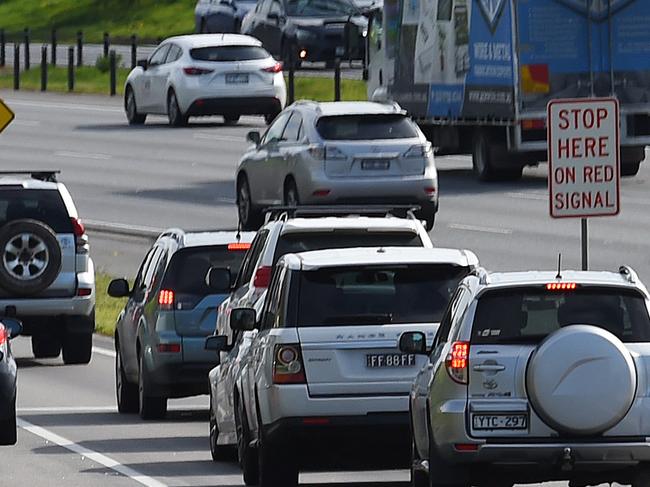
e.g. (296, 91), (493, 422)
(31, 334), (62, 359)
(167, 90), (189, 127)
(0, 397), (17, 445)
(622, 161), (641, 177)
(224, 115), (240, 125)
(62, 330), (92, 365)
(138, 353), (167, 420)
(0, 219), (62, 297)
(237, 176), (263, 231)
(235, 395), (259, 485)
(472, 131), (523, 182)
(125, 87), (146, 125)
(283, 179), (300, 207)
(417, 204), (436, 231)
(116, 344), (139, 413)
(258, 432), (298, 487)
(210, 396), (234, 461)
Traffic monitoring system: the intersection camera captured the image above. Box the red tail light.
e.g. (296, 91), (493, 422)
(311, 189), (331, 197)
(446, 341), (469, 384)
(183, 67), (214, 76)
(0, 325), (7, 346)
(521, 119), (546, 130)
(454, 443), (479, 452)
(71, 217), (89, 254)
(228, 242), (252, 251)
(71, 218), (85, 237)
(253, 266), (272, 288)
(272, 344), (306, 384)
(158, 289), (175, 310)
(546, 282), (578, 291)
(77, 288), (92, 297)
(262, 62), (283, 73)
(157, 343), (181, 353)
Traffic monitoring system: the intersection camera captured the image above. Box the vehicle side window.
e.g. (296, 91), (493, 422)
(434, 287), (465, 347)
(131, 248), (156, 302)
(149, 248), (169, 295)
(281, 113), (303, 142)
(260, 265), (286, 330)
(165, 45), (183, 63)
(149, 45), (171, 66)
(236, 230), (269, 287)
(262, 112), (291, 145)
(269, 0), (283, 15)
(143, 247), (163, 292)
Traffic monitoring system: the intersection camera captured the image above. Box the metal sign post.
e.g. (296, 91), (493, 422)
(547, 98), (620, 271)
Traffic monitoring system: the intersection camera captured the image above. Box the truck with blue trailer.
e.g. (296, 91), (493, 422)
(366, 0), (650, 180)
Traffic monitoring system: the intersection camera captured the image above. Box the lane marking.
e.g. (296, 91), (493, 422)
(448, 223), (513, 235)
(92, 346), (116, 358)
(54, 151), (112, 160)
(19, 406), (116, 413)
(17, 418), (169, 487)
(193, 133), (247, 143)
(12, 120), (41, 127)
(506, 192), (547, 201)
(4, 99), (123, 113)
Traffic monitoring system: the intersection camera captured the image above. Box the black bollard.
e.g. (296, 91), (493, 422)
(109, 50), (117, 96)
(51, 28), (57, 65)
(67, 46), (74, 91)
(0, 29), (5, 67)
(13, 44), (19, 90)
(23, 28), (30, 70)
(76, 31), (83, 67)
(103, 32), (110, 58)
(334, 57), (341, 101)
(131, 34), (137, 69)
(288, 43), (295, 105)
(41, 45), (47, 91)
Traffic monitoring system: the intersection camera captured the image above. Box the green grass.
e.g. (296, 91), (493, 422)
(0, 66), (368, 101)
(0, 0), (197, 44)
(95, 273), (126, 337)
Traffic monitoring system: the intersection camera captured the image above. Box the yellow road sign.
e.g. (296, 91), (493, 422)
(0, 99), (15, 134)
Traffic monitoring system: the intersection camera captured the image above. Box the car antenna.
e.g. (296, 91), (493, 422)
(556, 253), (562, 279)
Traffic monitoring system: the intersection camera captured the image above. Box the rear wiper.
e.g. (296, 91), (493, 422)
(324, 313), (393, 324)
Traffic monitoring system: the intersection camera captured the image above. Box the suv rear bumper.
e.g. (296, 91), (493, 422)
(2, 294), (95, 318)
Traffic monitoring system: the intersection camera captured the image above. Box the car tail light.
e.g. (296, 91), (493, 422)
(446, 341), (469, 384)
(299, 49), (308, 59)
(0, 325), (7, 347)
(404, 143), (433, 158)
(183, 67), (214, 76)
(253, 266), (272, 289)
(454, 443), (479, 452)
(262, 62), (283, 73)
(312, 189), (331, 197)
(308, 145), (346, 161)
(77, 288), (92, 297)
(157, 343), (181, 353)
(158, 289), (175, 310)
(521, 119), (545, 130)
(228, 242), (252, 251)
(71, 217), (89, 254)
(424, 186), (436, 196)
(546, 282), (578, 291)
(273, 344), (306, 384)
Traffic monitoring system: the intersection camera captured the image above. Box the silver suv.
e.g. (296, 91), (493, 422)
(0, 171), (95, 365)
(401, 266), (650, 487)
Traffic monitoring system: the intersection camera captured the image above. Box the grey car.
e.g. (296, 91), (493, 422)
(195, 0), (258, 33)
(400, 266), (650, 487)
(236, 101), (439, 231)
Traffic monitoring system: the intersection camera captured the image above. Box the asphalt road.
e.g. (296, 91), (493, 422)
(0, 90), (646, 486)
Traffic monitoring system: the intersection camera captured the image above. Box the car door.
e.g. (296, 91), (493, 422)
(151, 44), (182, 114)
(273, 111), (305, 201)
(249, 0), (272, 43)
(263, 0), (285, 55)
(140, 44), (171, 112)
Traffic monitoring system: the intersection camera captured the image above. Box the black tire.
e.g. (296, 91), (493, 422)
(62, 330), (92, 365)
(235, 395), (259, 485)
(116, 343), (138, 413)
(210, 396), (234, 461)
(472, 131), (523, 182)
(167, 90), (189, 127)
(224, 115), (240, 125)
(417, 203), (436, 231)
(0, 397), (17, 446)
(237, 175), (263, 231)
(258, 433), (298, 487)
(283, 178), (300, 206)
(31, 334), (62, 359)
(138, 354), (167, 420)
(622, 161), (641, 177)
(125, 86), (146, 125)
(428, 447), (470, 487)
(0, 219), (62, 297)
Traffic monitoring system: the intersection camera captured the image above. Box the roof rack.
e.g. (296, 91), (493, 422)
(619, 265), (639, 284)
(264, 205), (421, 221)
(0, 170), (61, 183)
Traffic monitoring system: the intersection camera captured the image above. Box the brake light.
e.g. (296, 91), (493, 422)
(521, 119), (546, 130)
(71, 217), (89, 254)
(157, 343), (181, 353)
(262, 62), (283, 73)
(71, 218), (85, 237)
(546, 282), (578, 291)
(183, 67), (214, 75)
(272, 344), (306, 384)
(308, 145), (346, 161)
(253, 266), (272, 288)
(446, 341), (469, 384)
(228, 242), (252, 251)
(299, 49), (307, 59)
(0, 325), (7, 346)
(158, 289), (175, 310)
(77, 288), (92, 297)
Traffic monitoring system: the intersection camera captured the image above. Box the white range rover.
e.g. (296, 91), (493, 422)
(227, 246), (478, 487)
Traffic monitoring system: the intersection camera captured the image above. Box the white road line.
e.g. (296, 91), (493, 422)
(54, 151), (112, 160)
(92, 346), (116, 358)
(506, 192), (547, 201)
(4, 99), (123, 113)
(12, 120), (41, 127)
(17, 418), (168, 487)
(193, 133), (246, 143)
(448, 223), (513, 235)
(18, 406), (116, 413)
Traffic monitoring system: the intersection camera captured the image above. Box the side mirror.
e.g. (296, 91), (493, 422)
(108, 278), (131, 298)
(1, 318), (22, 339)
(205, 334), (229, 352)
(399, 331), (427, 355)
(137, 59), (148, 70)
(230, 308), (257, 332)
(247, 130), (261, 147)
(206, 267), (232, 293)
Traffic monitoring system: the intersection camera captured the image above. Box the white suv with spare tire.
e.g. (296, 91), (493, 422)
(401, 266), (650, 487)
(0, 171), (95, 365)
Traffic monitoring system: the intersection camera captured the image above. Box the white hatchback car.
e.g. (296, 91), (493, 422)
(124, 34), (287, 126)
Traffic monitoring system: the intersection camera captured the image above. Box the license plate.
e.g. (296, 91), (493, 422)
(361, 159), (390, 170)
(226, 73), (249, 84)
(472, 414), (528, 430)
(366, 353), (416, 368)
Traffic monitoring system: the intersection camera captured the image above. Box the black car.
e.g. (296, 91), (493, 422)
(0, 315), (21, 446)
(195, 0), (258, 33)
(241, 0), (367, 64)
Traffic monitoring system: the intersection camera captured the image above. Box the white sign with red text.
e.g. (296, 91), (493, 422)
(548, 98), (620, 218)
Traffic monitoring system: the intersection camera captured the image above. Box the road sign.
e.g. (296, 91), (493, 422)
(0, 99), (15, 135)
(548, 97), (620, 219)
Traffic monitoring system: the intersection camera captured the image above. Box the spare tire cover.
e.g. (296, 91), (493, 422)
(526, 325), (636, 436)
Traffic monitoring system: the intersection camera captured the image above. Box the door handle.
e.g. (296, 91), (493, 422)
(473, 364), (505, 372)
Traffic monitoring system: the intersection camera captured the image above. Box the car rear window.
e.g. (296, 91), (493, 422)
(163, 245), (248, 307)
(471, 286), (650, 344)
(295, 264), (468, 326)
(316, 115), (420, 140)
(273, 231), (422, 265)
(190, 46), (269, 62)
(0, 189), (72, 233)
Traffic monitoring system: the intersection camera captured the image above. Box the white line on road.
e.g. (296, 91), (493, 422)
(18, 406), (116, 413)
(4, 99), (123, 113)
(12, 120), (41, 127)
(193, 133), (246, 143)
(506, 192), (547, 201)
(92, 346), (117, 358)
(17, 418), (169, 487)
(448, 223), (513, 235)
(54, 151), (112, 160)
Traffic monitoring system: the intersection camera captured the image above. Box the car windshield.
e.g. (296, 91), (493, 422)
(0, 189), (72, 233)
(316, 114), (420, 140)
(286, 0), (358, 17)
(273, 231), (422, 265)
(296, 265), (468, 326)
(471, 286), (650, 344)
(190, 46), (269, 62)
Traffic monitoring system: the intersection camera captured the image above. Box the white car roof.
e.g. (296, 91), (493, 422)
(484, 270), (643, 289)
(182, 231), (256, 248)
(284, 247), (478, 271)
(166, 34), (262, 49)
(0, 176), (60, 190)
(278, 217), (423, 235)
(313, 101), (403, 117)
